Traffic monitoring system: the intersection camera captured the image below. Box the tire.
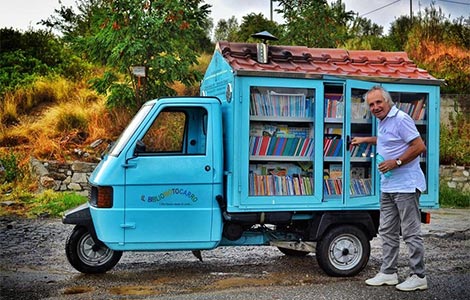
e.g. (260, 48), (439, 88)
(316, 225), (370, 277)
(277, 247), (310, 257)
(65, 226), (122, 274)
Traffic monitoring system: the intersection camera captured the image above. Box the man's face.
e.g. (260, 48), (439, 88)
(366, 89), (392, 120)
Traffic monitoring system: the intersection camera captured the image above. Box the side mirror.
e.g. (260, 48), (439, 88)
(134, 140), (146, 155)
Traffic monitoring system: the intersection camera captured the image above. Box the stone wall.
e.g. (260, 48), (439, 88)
(30, 158), (98, 197)
(439, 165), (470, 193)
(440, 94), (470, 125)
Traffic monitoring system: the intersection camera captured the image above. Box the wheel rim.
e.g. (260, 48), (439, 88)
(328, 233), (363, 270)
(77, 232), (114, 266)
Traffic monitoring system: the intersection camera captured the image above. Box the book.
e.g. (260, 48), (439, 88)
(329, 164), (342, 179)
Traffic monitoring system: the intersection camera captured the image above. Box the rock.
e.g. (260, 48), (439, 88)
(40, 176), (56, 189)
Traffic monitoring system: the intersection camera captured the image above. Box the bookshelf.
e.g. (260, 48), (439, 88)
(249, 87), (315, 196)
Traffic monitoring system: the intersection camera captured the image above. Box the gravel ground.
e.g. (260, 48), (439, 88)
(0, 208), (469, 300)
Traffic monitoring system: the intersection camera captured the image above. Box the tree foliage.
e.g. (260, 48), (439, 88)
(43, 0), (212, 109)
(213, 16), (239, 42)
(405, 5), (470, 94)
(275, 0), (354, 47)
(0, 28), (86, 95)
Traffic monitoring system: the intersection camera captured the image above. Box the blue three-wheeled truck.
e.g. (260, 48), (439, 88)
(63, 39), (441, 276)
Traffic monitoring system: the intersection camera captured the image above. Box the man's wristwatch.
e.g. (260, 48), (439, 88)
(396, 158), (403, 167)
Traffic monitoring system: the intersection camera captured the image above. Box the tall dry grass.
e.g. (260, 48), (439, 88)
(1, 76), (132, 162)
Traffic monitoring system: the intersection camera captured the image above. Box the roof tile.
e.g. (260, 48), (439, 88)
(216, 42), (438, 82)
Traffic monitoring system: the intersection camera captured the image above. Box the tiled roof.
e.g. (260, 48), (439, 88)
(216, 42), (440, 84)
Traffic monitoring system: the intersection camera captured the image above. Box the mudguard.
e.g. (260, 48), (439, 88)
(62, 203), (104, 247)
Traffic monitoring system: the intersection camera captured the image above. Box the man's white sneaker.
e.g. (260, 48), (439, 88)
(396, 274), (428, 291)
(365, 272), (399, 286)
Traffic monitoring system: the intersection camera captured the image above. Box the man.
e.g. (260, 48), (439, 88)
(352, 85), (428, 292)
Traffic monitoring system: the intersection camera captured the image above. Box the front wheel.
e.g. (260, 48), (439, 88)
(66, 226), (122, 274)
(316, 225), (370, 277)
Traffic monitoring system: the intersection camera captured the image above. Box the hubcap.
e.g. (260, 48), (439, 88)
(328, 233), (362, 270)
(78, 233), (114, 266)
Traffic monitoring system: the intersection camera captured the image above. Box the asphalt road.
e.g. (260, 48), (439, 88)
(0, 208), (469, 300)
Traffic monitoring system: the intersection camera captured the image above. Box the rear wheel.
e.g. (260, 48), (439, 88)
(316, 225), (370, 277)
(66, 226), (122, 274)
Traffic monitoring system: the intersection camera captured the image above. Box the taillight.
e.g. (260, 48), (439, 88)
(90, 186), (113, 208)
(421, 211), (431, 224)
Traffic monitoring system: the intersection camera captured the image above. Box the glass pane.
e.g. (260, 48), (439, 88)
(249, 86), (315, 196)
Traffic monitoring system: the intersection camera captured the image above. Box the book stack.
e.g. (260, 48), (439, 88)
(249, 163), (313, 196)
(250, 137), (314, 157)
(250, 91), (313, 118)
(324, 93), (344, 118)
(324, 178), (342, 195)
(249, 173), (314, 196)
(351, 101), (371, 119)
(323, 136), (343, 157)
(250, 124), (314, 158)
(396, 99), (426, 120)
(324, 178), (372, 196)
(349, 178), (372, 195)
(349, 143), (373, 157)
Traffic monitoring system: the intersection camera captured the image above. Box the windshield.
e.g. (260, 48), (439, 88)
(109, 103), (154, 156)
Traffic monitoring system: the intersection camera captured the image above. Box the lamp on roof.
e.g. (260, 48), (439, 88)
(251, 31), (278, 64)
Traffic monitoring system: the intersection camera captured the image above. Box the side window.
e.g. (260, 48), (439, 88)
(140, 107), (207, 155)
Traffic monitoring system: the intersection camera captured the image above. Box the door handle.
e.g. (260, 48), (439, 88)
(205, 165), (211, 172)
(346, 135), (351, 151)
(122, 163), (137, 168)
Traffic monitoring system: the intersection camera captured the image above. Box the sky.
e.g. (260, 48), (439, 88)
(0, 0), (468, 36)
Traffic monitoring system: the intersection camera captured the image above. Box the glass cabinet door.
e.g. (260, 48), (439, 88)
(348, 87), (375, 199)
(249, 86), (315, 197)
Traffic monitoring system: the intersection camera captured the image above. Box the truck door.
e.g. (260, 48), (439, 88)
(123, 102), (222, 248)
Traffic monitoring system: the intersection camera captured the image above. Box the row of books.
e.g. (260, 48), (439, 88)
(351, 101), (372, 119)
(250, 137), (314, 157)
(349, 143), (373, 158)
(249, 173), (314, 196)
(324, 178), (372, 196)
(324, 136), (343, 157)
(250, 123), (311, 138)
(396, 99), (426, 120)
(250, 91), (313, 118)
(325, 165), (371, 179)
(324, 94), (344, 118)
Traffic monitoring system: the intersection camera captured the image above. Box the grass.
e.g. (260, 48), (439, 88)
(439, 183), (470, 208)
(0, 188), (88, 218)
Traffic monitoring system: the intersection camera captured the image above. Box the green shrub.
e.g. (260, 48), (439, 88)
(440, 113), (470, 166)
(0, 151), (22, 183)
(439, 182), (470, 208)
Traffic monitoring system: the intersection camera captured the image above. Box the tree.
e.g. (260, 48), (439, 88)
(236, 13), (283, 43)
(0, 28), (71, 94)
(275, 0), (354, 48)
(213, 16), (239, 42)
(388, 16), (413, 51)
(43, 0), (211, 109)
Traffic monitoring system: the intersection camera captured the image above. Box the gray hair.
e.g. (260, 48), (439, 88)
(365, 85), (394, 105)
